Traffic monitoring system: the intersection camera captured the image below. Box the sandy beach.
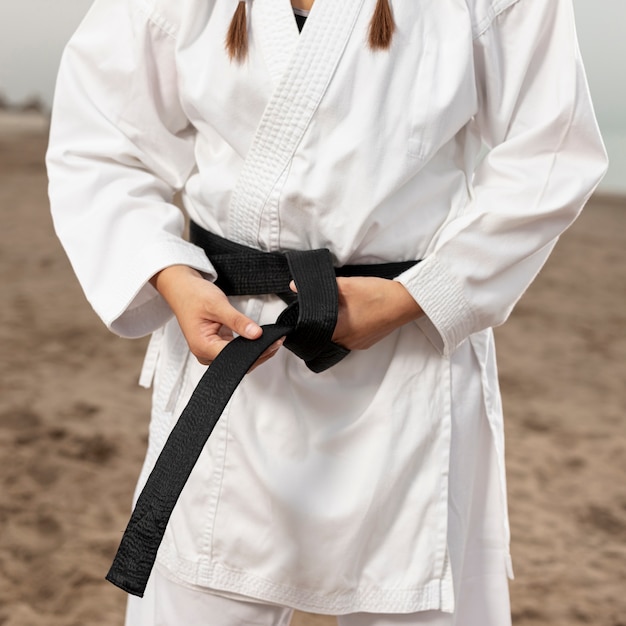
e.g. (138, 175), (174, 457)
(1, 112), (625, 626)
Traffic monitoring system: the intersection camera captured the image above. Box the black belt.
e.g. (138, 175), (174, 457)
(106, 222), (419, 596)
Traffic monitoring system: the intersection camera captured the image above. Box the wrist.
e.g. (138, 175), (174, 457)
(150, 265), (204, 311)
(389, 280), (423, 325)
(150, 265), (201, 290)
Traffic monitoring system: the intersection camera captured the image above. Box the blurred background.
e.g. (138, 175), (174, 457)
(0, 2), (624, 626)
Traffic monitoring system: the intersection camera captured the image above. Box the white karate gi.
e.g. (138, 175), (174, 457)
(47, 0), (607, 620)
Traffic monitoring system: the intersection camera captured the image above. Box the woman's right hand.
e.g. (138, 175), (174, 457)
(150, 265), (283, 369)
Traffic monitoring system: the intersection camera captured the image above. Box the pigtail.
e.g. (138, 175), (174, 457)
(368, 0), (395, 50)
(226, 0), (394, 60)
(226, 1), (249, 62)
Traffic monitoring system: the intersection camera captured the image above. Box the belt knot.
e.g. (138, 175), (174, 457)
(280, 248), (349, 372)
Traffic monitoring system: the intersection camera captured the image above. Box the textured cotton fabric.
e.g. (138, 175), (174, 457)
(47, 0), (607, 617)
(126, 349), (512, 623)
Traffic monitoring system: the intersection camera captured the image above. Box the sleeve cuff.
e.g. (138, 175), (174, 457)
(100, 236), (216, 338)
(395, 254), (477, 357)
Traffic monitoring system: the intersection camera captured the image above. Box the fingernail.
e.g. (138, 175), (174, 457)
(245, 323), (261, 337)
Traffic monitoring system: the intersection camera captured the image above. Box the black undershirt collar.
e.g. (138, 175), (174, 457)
(293, 8), (308, 32)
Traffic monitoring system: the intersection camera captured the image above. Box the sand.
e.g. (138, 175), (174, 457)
(0, 112), (625, 626)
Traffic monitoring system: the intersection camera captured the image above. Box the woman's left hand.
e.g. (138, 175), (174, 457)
(292, 276), (423, 351)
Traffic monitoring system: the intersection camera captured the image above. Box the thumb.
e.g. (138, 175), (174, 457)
(219, 303), (262, 340)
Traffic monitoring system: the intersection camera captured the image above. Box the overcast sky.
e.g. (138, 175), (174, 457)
(0, 0), (624, 192)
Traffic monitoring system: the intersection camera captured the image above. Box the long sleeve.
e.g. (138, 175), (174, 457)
(397, 0), (608, 356)
(47, 0), (215, 338)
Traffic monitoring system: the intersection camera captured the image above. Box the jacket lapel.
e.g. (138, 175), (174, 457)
(228, 0), (366, 248)
(253, 0), (300, 86)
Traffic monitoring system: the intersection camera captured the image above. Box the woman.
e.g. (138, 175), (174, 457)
(47, 0), (607, 624)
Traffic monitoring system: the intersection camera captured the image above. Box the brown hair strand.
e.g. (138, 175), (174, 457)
(368, 0), (395, 50)
(226, 1), (249, 62)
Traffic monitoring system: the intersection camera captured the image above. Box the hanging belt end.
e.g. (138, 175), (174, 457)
(105, 567), (147, 598)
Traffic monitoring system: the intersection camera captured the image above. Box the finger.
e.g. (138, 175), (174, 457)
(248, 339), (284, 372)
(258, 338), (284, 359)
(289, 280), (297, 293)
(197, 335), (284, 369)
(194, 333), (232, 365)
(212, 299), (263, 340)
(218, 325), (234, 340)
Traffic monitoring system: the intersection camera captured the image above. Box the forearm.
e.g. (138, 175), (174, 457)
(149, 265), (206, 313)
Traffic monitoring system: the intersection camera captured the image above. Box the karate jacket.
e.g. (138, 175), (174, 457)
(47, 0), (607, 615)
